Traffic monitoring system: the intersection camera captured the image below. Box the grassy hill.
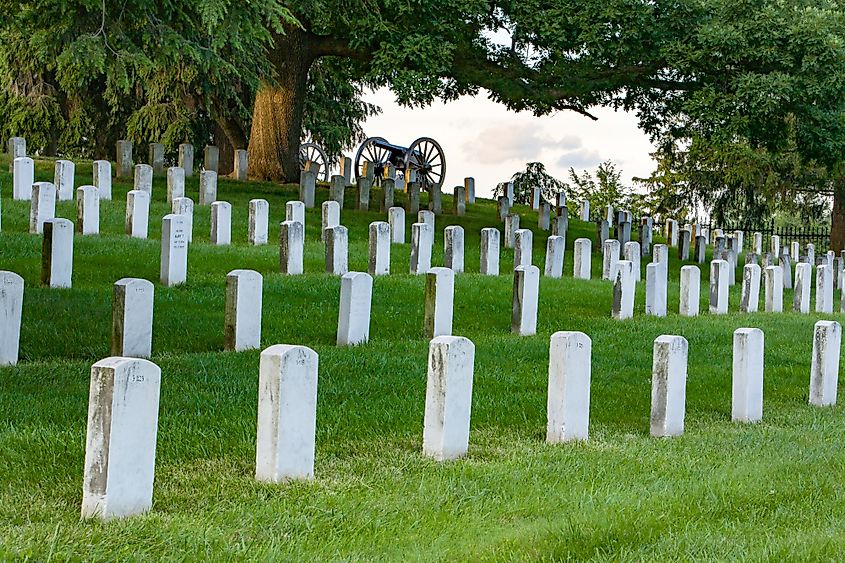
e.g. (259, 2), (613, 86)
(1, 156), (844, 559)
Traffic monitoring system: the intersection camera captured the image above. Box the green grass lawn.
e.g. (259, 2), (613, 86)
(2, 155), (845, 560)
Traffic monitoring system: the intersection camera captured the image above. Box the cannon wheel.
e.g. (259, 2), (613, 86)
(299, 142), (330, 182)
(354, 137), (391, 181)
(404, 137), (445, 190)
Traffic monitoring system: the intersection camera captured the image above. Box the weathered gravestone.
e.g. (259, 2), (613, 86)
(694, 235), (706, 264)
(368, 221), (391, 275)
(809, 320), (841, 406)
(76, 186), (99, 235)
(816, 264), (833, 314)
(249, 199), (270, 245)
(793, 262), (811, 313)
(125, 191), (150, 239)
(679, 265), (700, 317)
(419, 210), (435, 239)
(464, 177), (475, 204)
(552, 212), (568, 238)
(234, 149), (248, 180)
(709, 259), (729, 314)
(544, 236), (564, 279)
(339, 156), (353, 185)
(330, 176), (346, 206)
(428, 183), (442, 215)
(41, 218), (73, 288)
(406, 182), (420, 215)
(444, 225), (464, 273)
(325, 225), (349, 275)
(29, 182), (56, 234)
(579, 199), (590, 221)
(546, 331), (591, 443)
(531, 186), (541, 210)
(210, 201), (232, 245)
(388, 207), (405, 244)
(112, 278), (154, 358)
(133, 164), (152, 196)
(612, 260), (635, 320)
(678, 229), (691, 261)
(732, 328), (764, 423)
(573, 238), (592, 280)
(160, 214), (188, 286)
(740, 263), (761, 313)
(780, 254), (792, 290)
(337, 272), (373, 346)
(650, 335), (688, 437)
(601, 239), (620, 281)
(255, 345), (318, 481)
(424, 267), (455, 339)
(753, 232), (763, 255)
(625, 241), (641, 282)
(116, 140), (133, 178)
(54, 159), (75, 201)
(171, 197), (194, 244)
(454, 186), (466, 216)
(321, 201), (340, 243)
(167, 167), (185, 204)
(224, 270), (263, 351)
(597, 220), (610, 248)
(497, 197), (510, 222)
(512, 265), (540, 335)
(148, 143), (164, 175)
(538, 203), (550, 230)
(81, 357), (161, 520)
(0, 271), (24, 366)
(279, 221), (304, 275)
(422, 336), (475, 461)
(764, 265), (783, 313)
(645, 262), (666, 317)
(640, 217), (653, 257)
(199, 170), (218, 205)
(178, 143), (194, 177)
(514, 229), (533, 269)
(410, 223), (433, 275)
(382, 178), (395, 212)
(300, 170), (316, 208)
(93, 160), (112, 201)
(480, 228), (500, 276)
(504, 214), (520, 249)
(204, 145), (219, 173)
(770, 235), (781, 259)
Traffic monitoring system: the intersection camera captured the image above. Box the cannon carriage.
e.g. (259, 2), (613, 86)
(354, 136), (445, 189)
(298, 137), (446, 189)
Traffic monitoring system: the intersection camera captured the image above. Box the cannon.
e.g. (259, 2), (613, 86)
(298, 142), (330, 182)
(354, 137), (445, 189)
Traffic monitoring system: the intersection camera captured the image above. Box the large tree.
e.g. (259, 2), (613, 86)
(626, 0), (845, 247)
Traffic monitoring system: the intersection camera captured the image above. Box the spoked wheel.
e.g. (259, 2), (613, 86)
(354, 137), (391, 183)
(299, 142), (330, 182)
(404, 137), (445, 191)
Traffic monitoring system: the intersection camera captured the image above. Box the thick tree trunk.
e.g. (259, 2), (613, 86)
(831, 184), (845, 252)
(248, 30), (313, 182)
(214, 122), (236, 176)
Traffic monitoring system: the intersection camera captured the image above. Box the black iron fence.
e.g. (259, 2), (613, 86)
(702, 222), (830, 249)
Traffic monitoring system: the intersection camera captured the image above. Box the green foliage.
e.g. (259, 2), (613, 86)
(0, 0), (295, 157)
(494, 162), (566, 205)
(302, 60), (381, 158)
(631, 0), (845, 223)
(564, 160), (643, 218)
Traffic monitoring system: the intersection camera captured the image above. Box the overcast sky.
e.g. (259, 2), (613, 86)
(356, 87), (657, 199)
